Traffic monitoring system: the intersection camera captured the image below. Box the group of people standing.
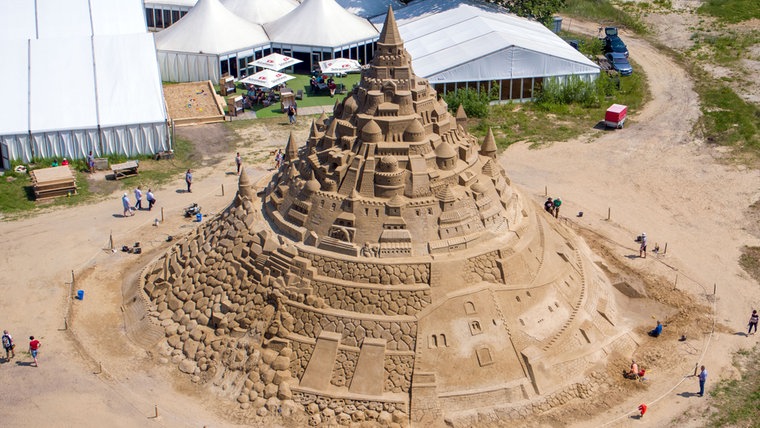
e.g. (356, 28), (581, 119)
(543, 197), (562, 218)
(2, 329), (41, 367)
(121, 186), (156, 218)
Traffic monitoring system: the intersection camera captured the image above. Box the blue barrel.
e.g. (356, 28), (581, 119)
(196, 213), (202, 222)
(77, 289), (85, 300)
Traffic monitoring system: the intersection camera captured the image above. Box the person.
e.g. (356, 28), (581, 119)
(698, 365), (707, 397)
(328, 81), (337, 97)
(146, 188), (156, 211)
(274, 149), (284, 169)
(29, 336), (40, 367)
(749, 310), (759, 335)
(640, 232), (647, 258)
(185, 169), (193, 193)
(629, 360), (639, 379)
(61, 157), (69, 166)
(134, 186), (143, 210)
(287, 102), (297, 125)
(638, 403), (647, 418)
(2, 330), (15, 360)
(51, 159), (59, 167)
(553, 197), (562, 218)
(544, 197), (554, 213)
(649, 320), (663, 337)
(87, 151), (95, 173)
(122, 193), (134, 217)
(235, 152), (242, 175)
(310, 76), (318, 93)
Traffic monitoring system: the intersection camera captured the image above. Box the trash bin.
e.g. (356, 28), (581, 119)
(77, 290), (85, 300)
(196, 212), (202, 222)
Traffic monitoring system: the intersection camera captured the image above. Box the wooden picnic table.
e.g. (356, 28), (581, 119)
(111, 160), (139, 180)
(30, 166), (77, 200)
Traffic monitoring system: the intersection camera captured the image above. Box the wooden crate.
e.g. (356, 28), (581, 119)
(112, 160), (139, 180)
(30, 166), (77, 201)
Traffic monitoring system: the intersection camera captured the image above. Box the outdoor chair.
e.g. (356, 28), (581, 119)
(296, 89), (303, 100)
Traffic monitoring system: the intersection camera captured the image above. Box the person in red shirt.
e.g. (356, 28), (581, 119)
(29, 336), (41, 367)
(638, 403), (647, 418)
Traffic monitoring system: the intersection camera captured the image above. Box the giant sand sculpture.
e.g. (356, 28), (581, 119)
(135, 8), (638, 426)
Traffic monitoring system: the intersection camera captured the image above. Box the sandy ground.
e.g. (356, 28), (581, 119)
(0, 17), (759, 428)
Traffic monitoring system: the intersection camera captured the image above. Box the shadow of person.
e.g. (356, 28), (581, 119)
(734, 331), (749, 337)
(629, 414), (642, 420)
(677, 391), (699, 398)
(15, 361), (35, 367)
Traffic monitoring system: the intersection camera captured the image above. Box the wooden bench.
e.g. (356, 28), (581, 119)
(112, 160), (139, 180)
(30, 166), (77, 201)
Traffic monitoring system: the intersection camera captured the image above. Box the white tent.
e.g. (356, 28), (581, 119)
(372, 0), (600, 102)
(0, 0), (169, 169)
(155, 0), (270, 82)
(265, 0), (379, 51)
(335, 0), (405, 18)
(222, 0), (298, 25)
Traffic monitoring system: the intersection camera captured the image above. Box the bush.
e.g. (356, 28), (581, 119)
(443, 87), (496, 118)
(535, 75), (602, 108)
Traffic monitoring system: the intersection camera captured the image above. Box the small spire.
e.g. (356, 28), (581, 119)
(285, 131), (298, 161)
(480, 128), (497, 159)
(456, 104), (467, 120)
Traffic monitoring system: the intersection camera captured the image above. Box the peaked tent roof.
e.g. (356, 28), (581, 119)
(222, 0), (298, 25)
(335, 0), (405, 18)
(265, 0), (378, 48)
(155, 0), (269, 55)
(372, 0), (598, 82)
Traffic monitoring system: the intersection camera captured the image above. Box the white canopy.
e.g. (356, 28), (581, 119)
(155, 0), (271, 82)
(335, 0), (405, 18)
(265, 0), (379, 49)
(0, 0), (168, 167)
(251, 53), (302, 71)
(222, 0), (298, 25)
(319, 58), (362, 74)
(155, 0), (269, 55)
(372, 0), (599, 84)
(240, 69), (296, 88)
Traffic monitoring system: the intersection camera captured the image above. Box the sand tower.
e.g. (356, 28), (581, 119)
(138, 8), (636, 425)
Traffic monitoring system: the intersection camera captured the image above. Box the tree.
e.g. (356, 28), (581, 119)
(487, 0), (566, 25)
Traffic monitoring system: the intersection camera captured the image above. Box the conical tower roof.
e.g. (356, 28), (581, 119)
(481, 127), (497, 158)
(378, 6), (402, 47)
(285, 131), (299, 161)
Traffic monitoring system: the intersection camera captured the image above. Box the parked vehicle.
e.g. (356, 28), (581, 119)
(603, 36), (629, 57)
(605, 52), (633, 76)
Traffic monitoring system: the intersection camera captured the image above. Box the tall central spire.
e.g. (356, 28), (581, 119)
(377, 6), (402, 47)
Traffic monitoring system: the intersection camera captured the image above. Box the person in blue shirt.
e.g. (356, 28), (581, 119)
(649, 320), (663, 337)
(698, 365), (707, 397)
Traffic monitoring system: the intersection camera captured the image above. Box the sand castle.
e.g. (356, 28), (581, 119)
(135, 8), (637, 425)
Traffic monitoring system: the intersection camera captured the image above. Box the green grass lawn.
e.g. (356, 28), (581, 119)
(243, 73), (361, 119)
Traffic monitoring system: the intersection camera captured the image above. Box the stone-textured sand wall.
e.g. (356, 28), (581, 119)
(301, 251), (431, 285)
(312, 279), (431, 315)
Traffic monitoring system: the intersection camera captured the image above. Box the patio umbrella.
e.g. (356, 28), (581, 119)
(249, 53), (302, 71)
(319, 58), (362, 74)
(239, 69), (295, 88)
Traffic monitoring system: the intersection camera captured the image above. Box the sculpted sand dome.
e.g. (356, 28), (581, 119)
(138, 7), (636, 426)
